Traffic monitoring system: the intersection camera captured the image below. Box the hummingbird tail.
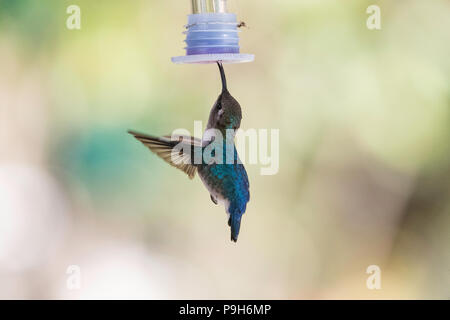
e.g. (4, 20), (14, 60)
(229, 214), (242, 243)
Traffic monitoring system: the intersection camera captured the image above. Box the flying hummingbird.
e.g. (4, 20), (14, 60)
(129, 62), (250, 242)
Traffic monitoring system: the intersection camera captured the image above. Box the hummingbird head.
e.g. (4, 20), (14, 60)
(206, 62), (242, 133)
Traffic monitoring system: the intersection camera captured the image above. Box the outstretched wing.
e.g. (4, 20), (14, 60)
(128, 130), (202, 179)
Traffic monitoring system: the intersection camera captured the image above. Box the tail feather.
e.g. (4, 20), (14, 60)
(230, 214), (242, 242)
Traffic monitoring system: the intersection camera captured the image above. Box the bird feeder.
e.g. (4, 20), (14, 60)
(172, 0), (254, 64)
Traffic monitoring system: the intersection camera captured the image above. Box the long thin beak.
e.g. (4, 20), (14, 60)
(217, 61), (228, 92)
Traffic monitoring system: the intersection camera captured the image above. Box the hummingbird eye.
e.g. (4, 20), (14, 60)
(217, 102), (222, 110)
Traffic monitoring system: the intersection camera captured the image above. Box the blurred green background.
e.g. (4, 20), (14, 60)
(0, 0), (449, 299)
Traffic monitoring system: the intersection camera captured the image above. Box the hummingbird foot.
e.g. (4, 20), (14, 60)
(210, 194), (218, 205)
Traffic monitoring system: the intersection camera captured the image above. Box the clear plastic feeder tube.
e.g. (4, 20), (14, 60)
(171, 0), (254, 64)
(192, 0), (228, 14)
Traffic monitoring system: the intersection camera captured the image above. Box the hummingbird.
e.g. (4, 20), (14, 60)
(129, 62), (250, 242)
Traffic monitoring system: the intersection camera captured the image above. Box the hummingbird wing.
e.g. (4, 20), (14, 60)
(128, 130), (202, 179)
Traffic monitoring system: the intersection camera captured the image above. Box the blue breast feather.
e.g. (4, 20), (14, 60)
(199, 145), (250, 215)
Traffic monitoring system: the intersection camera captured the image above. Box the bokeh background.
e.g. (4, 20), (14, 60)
(0, 0), (449, 299)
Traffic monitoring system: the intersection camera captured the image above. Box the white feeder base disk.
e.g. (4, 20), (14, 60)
(171, 53), (254, 64)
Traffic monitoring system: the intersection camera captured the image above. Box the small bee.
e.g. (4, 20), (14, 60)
(237, 21), (248, 29)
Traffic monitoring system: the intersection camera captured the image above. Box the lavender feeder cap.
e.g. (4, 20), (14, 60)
(172, 1), (254, 64)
